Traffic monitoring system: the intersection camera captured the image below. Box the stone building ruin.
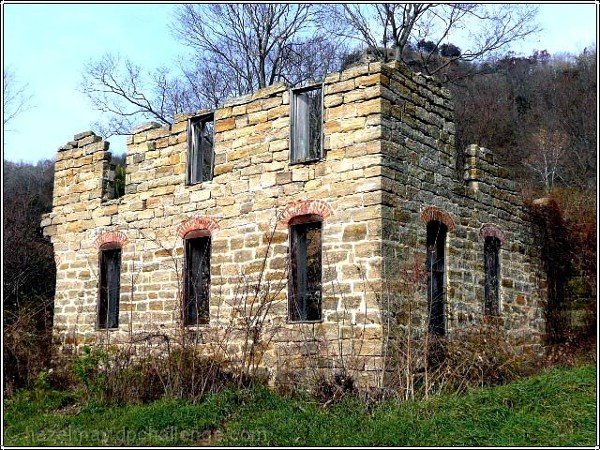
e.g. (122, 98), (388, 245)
(41, 61), (546, 385)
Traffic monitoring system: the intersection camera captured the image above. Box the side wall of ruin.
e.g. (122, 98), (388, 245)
(378, 62), (545, 351)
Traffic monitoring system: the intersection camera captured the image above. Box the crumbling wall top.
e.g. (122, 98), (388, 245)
(58, 131), (105, 152)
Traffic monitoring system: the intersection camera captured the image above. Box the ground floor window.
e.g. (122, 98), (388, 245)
(289, 218), (322, 322)
(98, 247), (121, 329)
(426, 220), (447, 335)
(184, 235), (211, 325)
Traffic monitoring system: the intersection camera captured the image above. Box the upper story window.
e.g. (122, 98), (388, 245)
(98, 245), (121, 329)
(484, 236), (501, 316)
(187, 114), (214, 184)
(289, 216), (322, 322)
(102, 154), (126, 201)
(183, 234), (211, 325)
(290, 84), (323, 164)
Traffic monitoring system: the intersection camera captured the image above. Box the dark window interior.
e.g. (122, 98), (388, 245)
(291, 86), (323, 163)
(98, 247), (121, 329)
(289, 220), (322, 321)
(188, 115), (214, 184)
(484, 236), (501, 315)
(426, 220), (447, 335)
(184, 236), (211, 325)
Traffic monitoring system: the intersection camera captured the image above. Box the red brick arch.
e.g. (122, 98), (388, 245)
(420, 206), (455, 232)
(93, 230), (128, 249)
(177, 216), (220, 238)
(479, 223), (506, 245)
(278, 200), (333, 226)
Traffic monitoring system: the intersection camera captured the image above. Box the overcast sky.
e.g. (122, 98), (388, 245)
(3, 3), (598, 163)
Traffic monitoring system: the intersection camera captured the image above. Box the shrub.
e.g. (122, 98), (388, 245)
(313, 370), (357, 405)
(423, 323), (540, 395)
(527, 188), (596, 347)
(63, 344), (241, 405)
(72, 346), (109, 402)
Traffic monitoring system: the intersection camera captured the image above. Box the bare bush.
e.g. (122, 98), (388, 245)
(3, 68), (33, 128)
(4, 300), (54, 395)
(68, 345), (235, 405)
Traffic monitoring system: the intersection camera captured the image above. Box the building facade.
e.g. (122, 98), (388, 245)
(41, 61), (545, 385)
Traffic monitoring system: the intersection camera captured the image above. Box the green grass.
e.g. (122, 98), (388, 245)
(4, 390), (240, 446)
(219, 364), (597, 446)
(4, 364), (596, 446)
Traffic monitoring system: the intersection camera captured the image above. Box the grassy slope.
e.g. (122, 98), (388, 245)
(4, 364), (596, 446)
(4, 391), (238, 446)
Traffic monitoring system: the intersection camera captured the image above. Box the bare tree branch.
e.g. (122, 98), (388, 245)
(3, 68), (33, 128)
(172, 4), (344, 92)
(81, 54), (197, 137)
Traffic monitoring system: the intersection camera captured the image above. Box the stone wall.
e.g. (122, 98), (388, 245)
(42, 62), (393, 385)
(41, 61), (545, 387)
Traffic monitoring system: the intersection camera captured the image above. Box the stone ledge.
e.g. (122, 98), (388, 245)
(132, 122), (163, 134)
(74, 130), (96, 141)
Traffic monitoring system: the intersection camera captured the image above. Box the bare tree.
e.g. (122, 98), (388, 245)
(453, 47), (596, 191)
(173, 4), (342, 92)
(326, 4), (539, 75)
(523, 128), (569, 193)
(3, 68), (33, 128)
(3, 160), (56, 312)
(547, 48), (597, 189)
(82, 5), (345, 136)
